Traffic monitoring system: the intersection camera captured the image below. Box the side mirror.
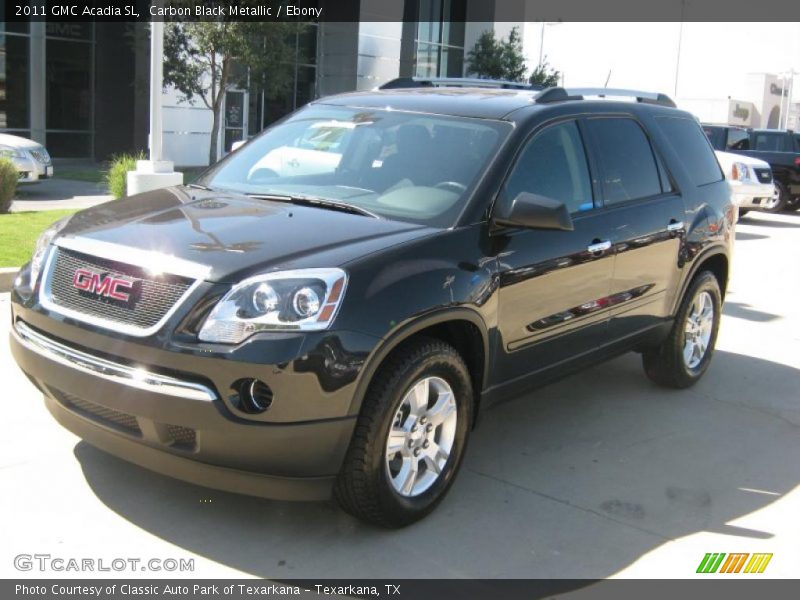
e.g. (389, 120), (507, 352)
(493, 192), (574, 231)
(231, 139), (247, 152)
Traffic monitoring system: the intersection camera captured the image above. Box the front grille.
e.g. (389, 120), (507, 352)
(754, 168), (773, 183)
(165, 424), (197, 450)
(46, 248), (193, 331)
(53, 388), (142, 436)
(29, 149), (50, 164)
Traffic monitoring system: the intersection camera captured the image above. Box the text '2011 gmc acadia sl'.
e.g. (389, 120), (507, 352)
(9, 81), (734, 527)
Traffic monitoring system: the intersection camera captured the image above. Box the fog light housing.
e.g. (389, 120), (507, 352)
(230, 378), (273, 414)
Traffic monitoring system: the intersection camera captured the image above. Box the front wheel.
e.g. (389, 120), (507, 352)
(642, 271), (722, 388)
(334, 338), (473, 527)
(762, 182), (788, 213)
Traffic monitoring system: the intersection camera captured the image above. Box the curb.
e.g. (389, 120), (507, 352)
(0, 267), (20, 293)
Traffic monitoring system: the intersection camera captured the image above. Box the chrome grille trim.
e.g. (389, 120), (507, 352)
(12, 321), (216, 402)
(39, 237), (210, 337)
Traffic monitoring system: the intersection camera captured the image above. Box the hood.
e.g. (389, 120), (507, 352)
(56, 186), (436, 282)
(0, 133), (42, 150)
(715, 150), (770, 170)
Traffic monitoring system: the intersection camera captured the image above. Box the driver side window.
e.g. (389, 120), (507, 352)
(504, 120), (594, 214)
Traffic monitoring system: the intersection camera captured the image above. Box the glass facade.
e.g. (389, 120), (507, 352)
(0, 32), (30, 136)
(45, 23), (94, 157)
(248, 24), (319, 136)
(414, 0), (466, 77)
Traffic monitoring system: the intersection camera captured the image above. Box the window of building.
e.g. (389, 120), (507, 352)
(248, 24), (319, 137)
(0, 33), (30, 135)
(45, 23), (94, 157)
(503, 121), (594, 214)
(585, 117), (662, 204)
(656, 116), (724, 187)
(414, 0), (466, 77)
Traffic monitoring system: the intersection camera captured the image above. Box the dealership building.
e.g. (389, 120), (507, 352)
(678, 72), (799, 131)
(1, 0), (531, 166)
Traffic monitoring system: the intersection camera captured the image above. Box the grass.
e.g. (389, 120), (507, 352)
(0, 209), (77, 267)
(55, 169), (106, 183)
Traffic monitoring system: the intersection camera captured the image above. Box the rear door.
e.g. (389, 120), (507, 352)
(492, 119), (617, 385)
(582, 116), (687, 339)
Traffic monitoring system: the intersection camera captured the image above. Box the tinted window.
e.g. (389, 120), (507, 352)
(503, 120), (593, 214)
(585, 118), (662, 204)
(726, 128), (750, 150)
(753, 133), (783, 151)
(702, 126), (725, 150)
(656, 116), (723, 186)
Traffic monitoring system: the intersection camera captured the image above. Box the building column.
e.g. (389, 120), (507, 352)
(29, 22), (46, 145)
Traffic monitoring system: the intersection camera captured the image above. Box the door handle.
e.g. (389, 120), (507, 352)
(586, 240), (612, 253)
(667, 220), (684, 232)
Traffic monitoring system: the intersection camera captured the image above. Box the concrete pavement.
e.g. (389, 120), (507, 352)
(11, 177), (112, 212)
(1, 210), (798, 580)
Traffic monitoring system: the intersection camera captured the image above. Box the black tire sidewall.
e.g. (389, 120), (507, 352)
(370, 349), (472, 523)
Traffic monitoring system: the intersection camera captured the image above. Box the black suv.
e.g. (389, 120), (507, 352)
(10, 81), (734, 527)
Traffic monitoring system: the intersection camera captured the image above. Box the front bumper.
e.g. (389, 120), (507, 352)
(9, 319), (361, 501)
(730, 180), (777, 209)
(12, 153), (53, 183)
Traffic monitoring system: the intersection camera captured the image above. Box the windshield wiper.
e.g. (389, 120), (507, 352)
(247, 193), (380, 219)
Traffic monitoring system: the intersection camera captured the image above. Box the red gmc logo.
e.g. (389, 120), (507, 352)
(72, 268), (135, 302)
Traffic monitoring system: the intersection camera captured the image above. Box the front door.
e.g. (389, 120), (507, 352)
(492, 119), (617, 387)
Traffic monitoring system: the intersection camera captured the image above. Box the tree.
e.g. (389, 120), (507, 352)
(466, 27), (527, 82)
(163, 21), (299, 164)
(529, 57), (561, 88)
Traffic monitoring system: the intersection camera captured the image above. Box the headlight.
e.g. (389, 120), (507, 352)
(0, 144), (23, 159)
(198, 268), (348, 344)
(30, 216), (72, 286)
(731, 162), (750, 182)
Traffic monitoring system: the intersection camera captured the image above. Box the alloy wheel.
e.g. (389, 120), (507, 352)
(683, 291), (714, 369)
(385, 376), (458, 497)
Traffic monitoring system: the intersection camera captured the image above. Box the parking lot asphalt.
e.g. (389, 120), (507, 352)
(1, 211), (798, 580)
(11, 177), (112, 212)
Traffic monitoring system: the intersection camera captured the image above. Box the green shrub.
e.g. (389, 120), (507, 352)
(0, 158), (19, 214)
(105, 151), (145, 199)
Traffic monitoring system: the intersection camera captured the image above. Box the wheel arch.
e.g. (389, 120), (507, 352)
(347, 308), (491, 427)
(673, 247), (729, 315)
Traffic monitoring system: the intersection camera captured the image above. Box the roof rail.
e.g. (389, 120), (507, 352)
(379, 77), (543, 91)
(547, 87), (677, 108)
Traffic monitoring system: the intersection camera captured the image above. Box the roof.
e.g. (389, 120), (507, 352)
(313, 85), (679, 122)
(313, 87), (541, 120)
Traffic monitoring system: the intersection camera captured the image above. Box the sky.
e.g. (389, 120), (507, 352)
(521, 22), (800, 102)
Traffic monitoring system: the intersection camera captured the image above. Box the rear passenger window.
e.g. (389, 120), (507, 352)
(503, 120), (594, 214)
(656, 116), (723, 186)
(584, 118), (662, 205)
(753, 133), (783, 151)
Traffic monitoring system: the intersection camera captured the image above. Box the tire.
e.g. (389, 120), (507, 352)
(762, 182), (788, 213)
(334, 337), (473, 527)
(787, 197), (800, 212)
(737, 208), (749, 221)
(642, 271), (722, 389)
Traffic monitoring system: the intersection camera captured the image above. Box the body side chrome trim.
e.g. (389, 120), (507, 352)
(12, 321), (217, 402)
(38, 243), (206, 338)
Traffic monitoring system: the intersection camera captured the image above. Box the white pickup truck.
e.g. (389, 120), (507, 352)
(715, 150), (777, 217)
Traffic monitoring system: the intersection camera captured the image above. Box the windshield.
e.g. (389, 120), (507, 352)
(199, 105), (511, 227)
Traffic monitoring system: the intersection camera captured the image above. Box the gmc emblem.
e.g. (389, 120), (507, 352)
(72, 268), (135, 302)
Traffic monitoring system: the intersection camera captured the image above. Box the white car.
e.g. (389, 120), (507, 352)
(714, 150), (778, 216)
(246, 121), (354, 180)
(0, 133), (54, 183)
